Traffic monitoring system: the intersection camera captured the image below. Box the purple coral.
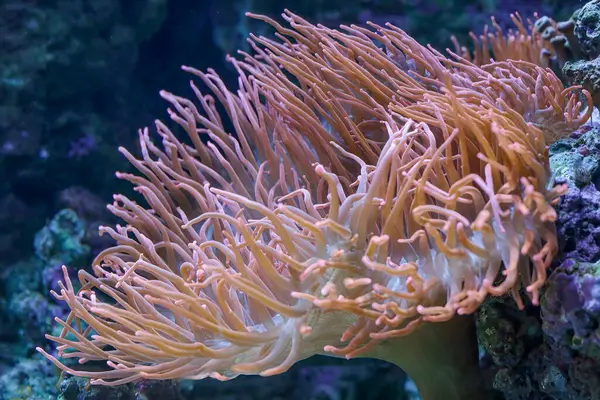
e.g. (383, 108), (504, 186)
(542, 260), (600, 355)
(540, 259), (600, 398)
(554, 171), (600, 263)
(67, 133), (97, 159)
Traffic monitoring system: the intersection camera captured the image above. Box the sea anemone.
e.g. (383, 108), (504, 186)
(38, 11), (592, 399)
(452, 12), (577, 71)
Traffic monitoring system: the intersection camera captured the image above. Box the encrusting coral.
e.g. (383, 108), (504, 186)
(37, 10), (592, 400)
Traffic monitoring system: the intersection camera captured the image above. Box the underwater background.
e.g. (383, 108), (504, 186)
(1, 0), (599, 399)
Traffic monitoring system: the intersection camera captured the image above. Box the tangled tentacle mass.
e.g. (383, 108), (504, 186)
(38, 11), (591, 386)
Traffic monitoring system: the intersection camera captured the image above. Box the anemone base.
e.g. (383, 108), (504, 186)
(365, 315), (499, 400)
